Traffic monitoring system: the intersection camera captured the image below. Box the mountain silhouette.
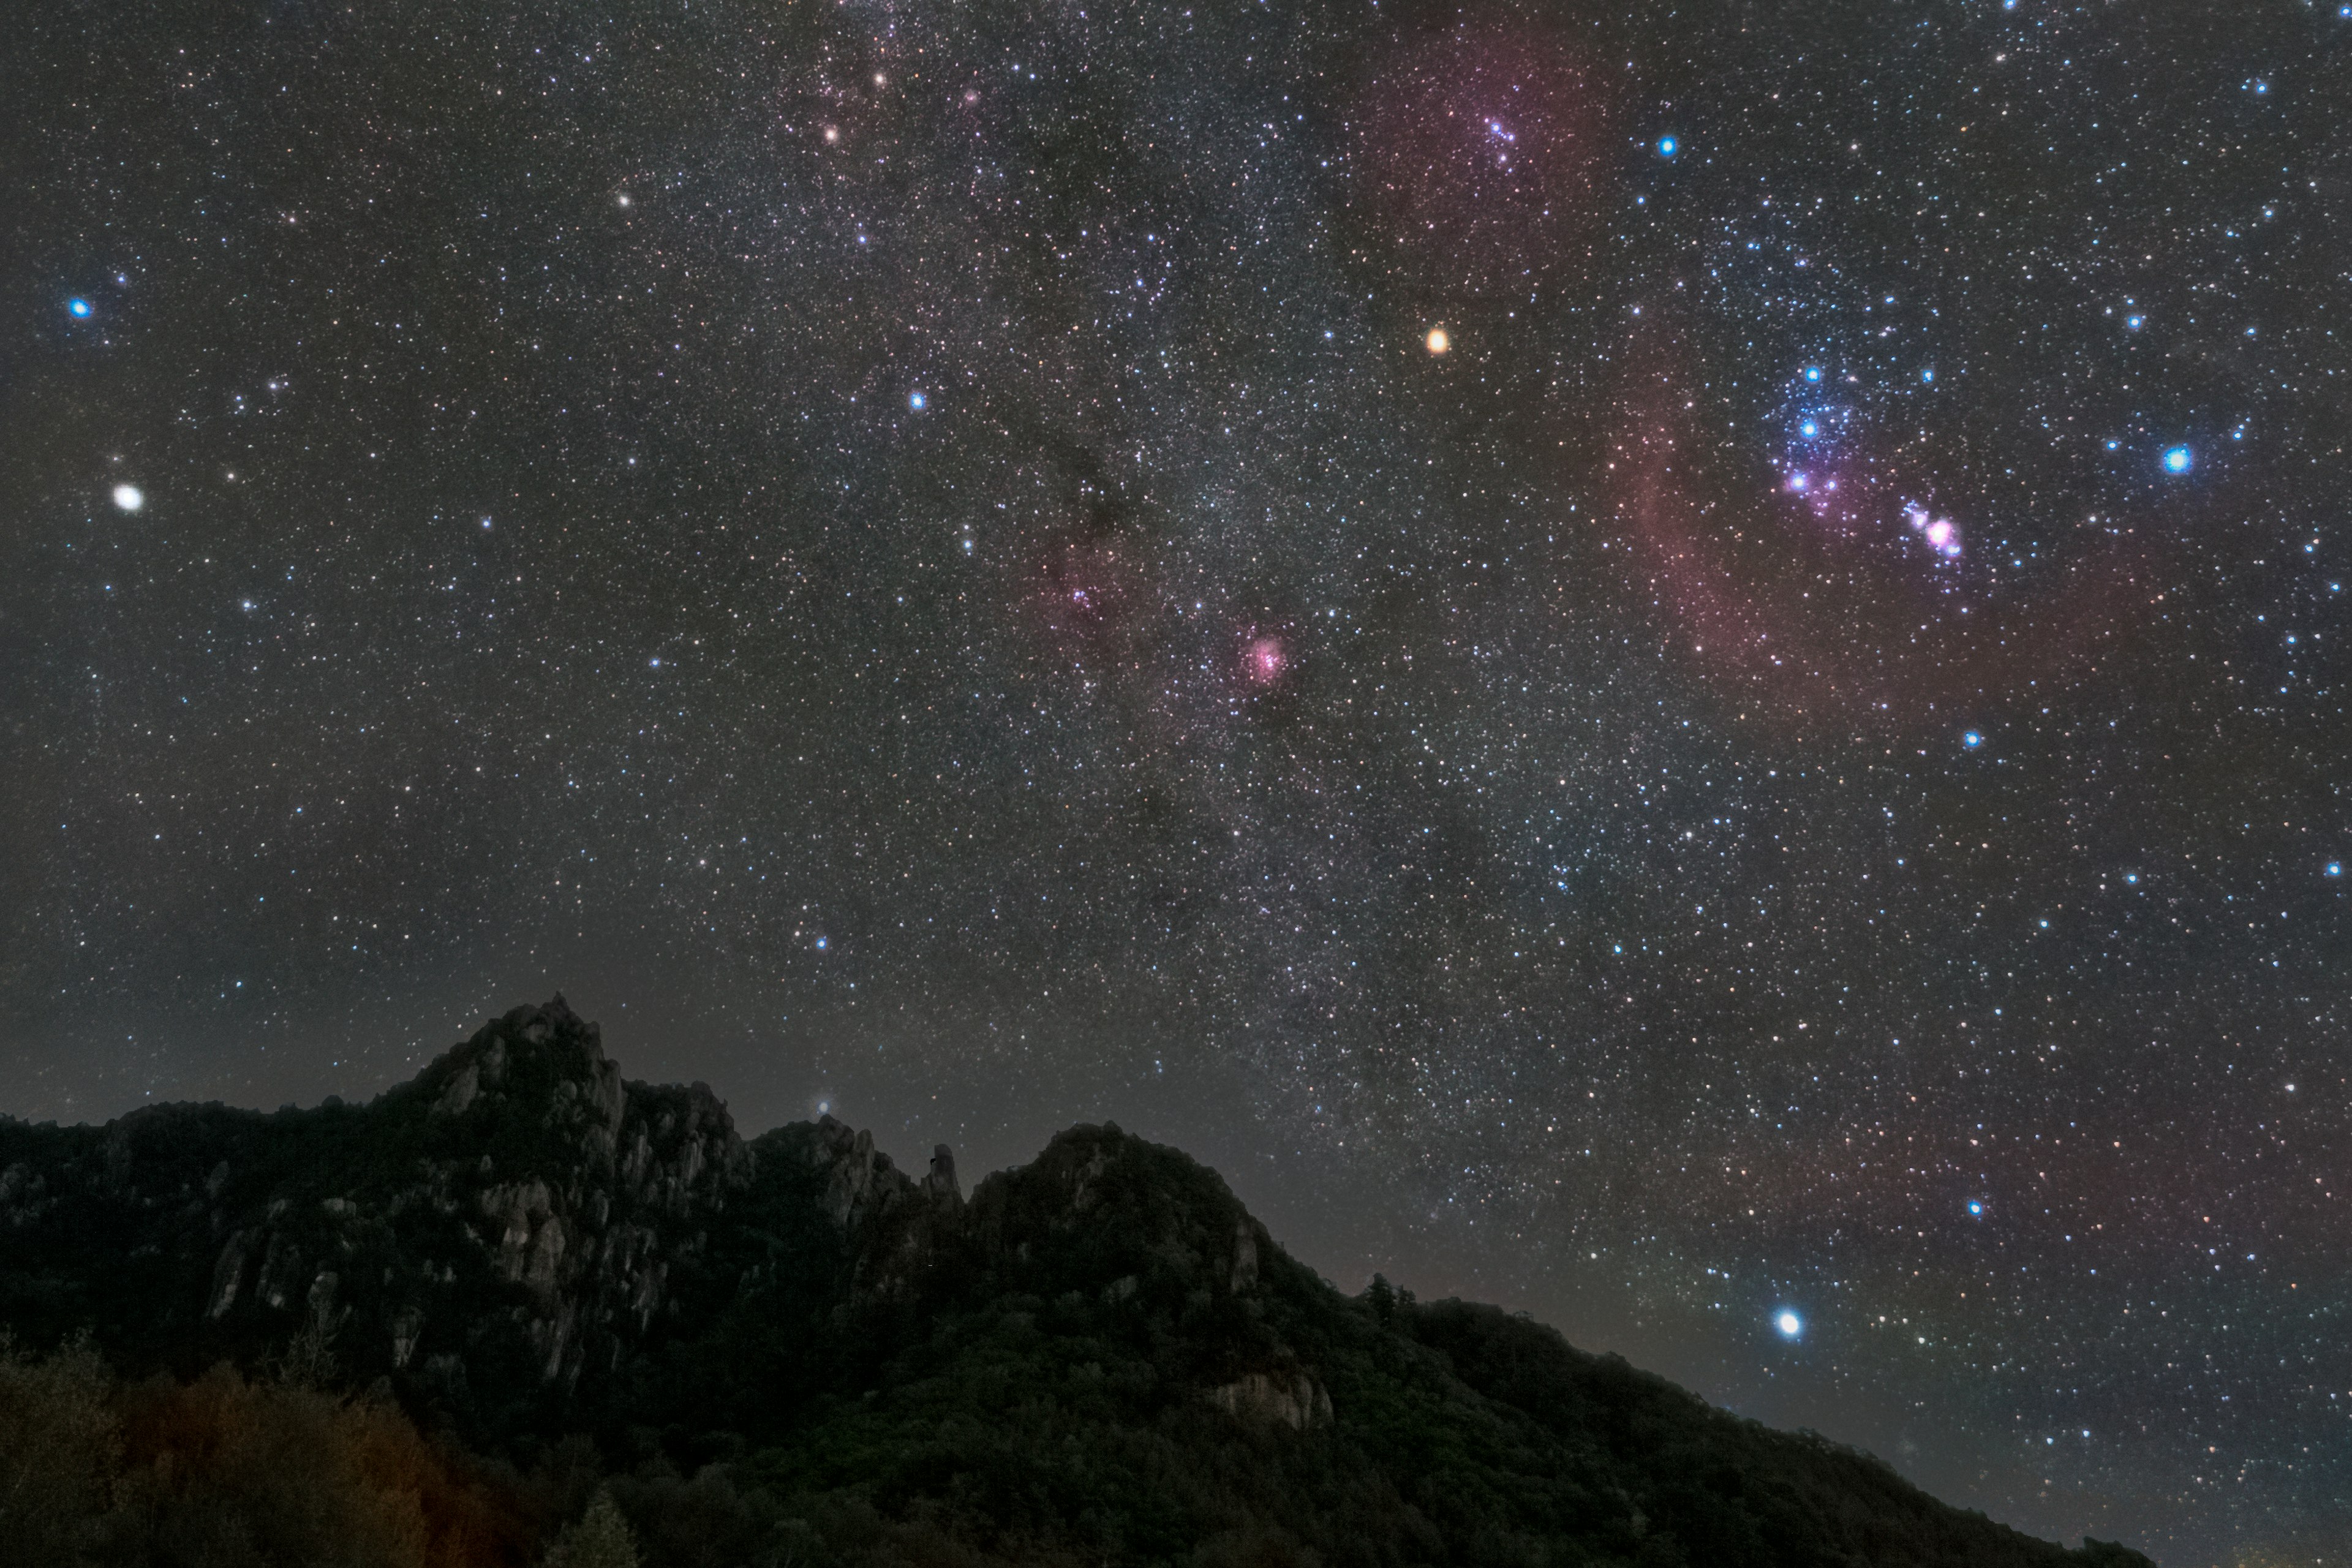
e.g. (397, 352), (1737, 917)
(0, 998), (2153, 1567)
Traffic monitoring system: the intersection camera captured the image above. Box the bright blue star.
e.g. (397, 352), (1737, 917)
(814, 936), (828, 950)
(908, 391), (926, 410)
(1799, 419), (1819, 439)
(1657, 136), (1677, 156)
(67, 297), (92, 318)
(1920, 368), (1935, 383)
(1967, 1200), (1985, 1216)
(2329, 863), (2344, 878)
(2163, 445), (2193, 474)
(1962, 731), (1983, 748)
(1774, 1310), (1804, 1339)
(1803, 366), (1822, 383)
(2125, 315), (2143, 330)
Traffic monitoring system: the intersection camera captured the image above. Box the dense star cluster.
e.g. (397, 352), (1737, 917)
(4, 2), (2345, 1561)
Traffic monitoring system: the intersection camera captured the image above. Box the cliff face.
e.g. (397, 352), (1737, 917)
(0, 997), (756, 1422)
(0, 999), (1319, 1415)
(0, 1000), (2153, 1568)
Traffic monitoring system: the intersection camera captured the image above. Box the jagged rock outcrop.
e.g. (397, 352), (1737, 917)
(1208, 1369), (1333, 1430)
(922, 1143), (962, 1209)
(0, 1012), (1334, 1446)
(0, 995), (756, 1417)
(763, 1114), (914, 1230)
(0, 999), (2155, 1566)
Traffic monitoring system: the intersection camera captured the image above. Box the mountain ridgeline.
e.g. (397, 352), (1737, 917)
(0, 998), (2151, 1567)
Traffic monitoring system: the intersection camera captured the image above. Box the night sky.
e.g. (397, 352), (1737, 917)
(6, 1), (2348, 1560)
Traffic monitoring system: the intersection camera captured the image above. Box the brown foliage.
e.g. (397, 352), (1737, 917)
(0, 1335), (120, 1568)
(111, 1367), (535, 1568)
(0, 1338), (533, 1568)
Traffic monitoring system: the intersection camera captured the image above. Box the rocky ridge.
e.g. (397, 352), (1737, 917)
(0, 998), (1321, 1436)
(0, 1000), (2152, 1567)
(0, 998), (761, 1415)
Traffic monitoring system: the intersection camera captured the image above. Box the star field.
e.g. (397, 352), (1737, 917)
(4, 2), (2350, 1561)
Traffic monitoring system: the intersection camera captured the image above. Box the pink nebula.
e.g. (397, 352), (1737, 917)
(1246, 637), (1286, 684)
(1600, 315), (2160, 730)
(1349, 13), (1611, 304)
(1906, 505), (1961, 556)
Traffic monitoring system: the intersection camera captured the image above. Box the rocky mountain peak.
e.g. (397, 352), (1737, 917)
(1, 999), (761, 1418)
(959, 1121), (1275, 1298)
(0, 1000), (2155, 1566)
(423, 994), (625, 1139)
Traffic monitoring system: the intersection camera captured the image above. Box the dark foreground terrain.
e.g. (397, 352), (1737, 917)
(0, 999), (2152, 1567)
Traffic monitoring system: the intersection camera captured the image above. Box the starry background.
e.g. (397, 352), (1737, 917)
(4, 1), (2348, 1560)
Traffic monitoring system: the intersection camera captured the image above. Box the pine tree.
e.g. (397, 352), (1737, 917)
(545, 1490), (638, 1568)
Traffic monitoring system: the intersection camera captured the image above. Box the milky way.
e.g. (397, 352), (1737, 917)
(4, 2), (2348, 1559)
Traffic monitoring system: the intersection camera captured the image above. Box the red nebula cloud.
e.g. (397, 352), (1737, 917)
(1349, 13), (1613, 303)
(1245, 636), (1286, 685)
(1601, 322), (2164, 733)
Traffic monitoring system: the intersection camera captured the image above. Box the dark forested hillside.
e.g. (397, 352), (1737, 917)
(0, 1000), (2154, 1567)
